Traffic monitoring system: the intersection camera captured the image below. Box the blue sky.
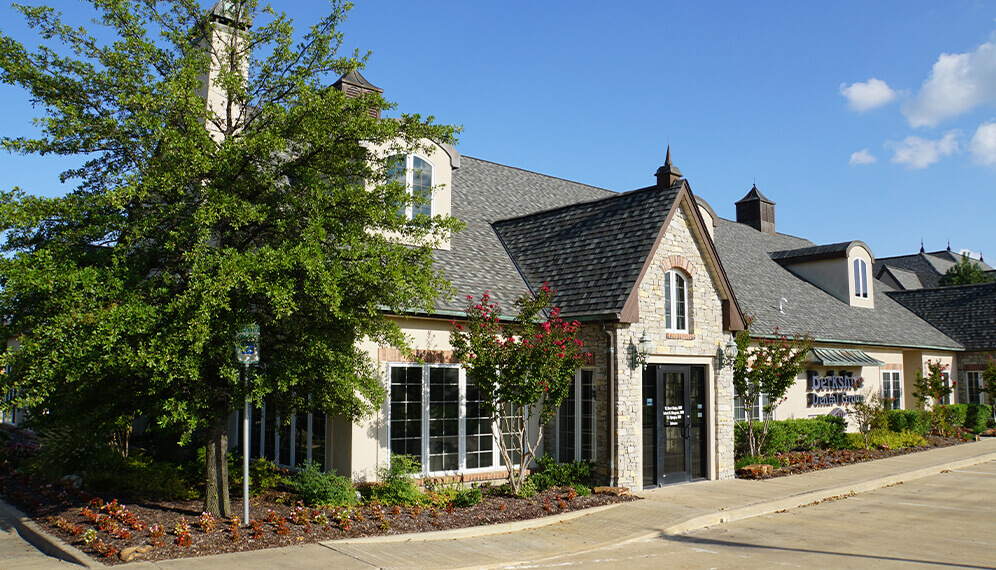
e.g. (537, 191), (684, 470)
(1, 1), (994, 260)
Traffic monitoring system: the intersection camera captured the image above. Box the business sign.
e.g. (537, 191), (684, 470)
(807, 370), (864, 408)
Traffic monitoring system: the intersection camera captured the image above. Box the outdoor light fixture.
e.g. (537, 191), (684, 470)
(632, 330), (653, 368)
(235, 324), (260, 524)
(720, 338), (739, 369)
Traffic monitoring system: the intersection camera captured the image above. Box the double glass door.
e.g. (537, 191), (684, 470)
(642, 365), (707, 487)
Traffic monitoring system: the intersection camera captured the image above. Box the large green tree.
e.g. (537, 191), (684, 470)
(939, 254), (994, 286)
(0, 0), (460, 516)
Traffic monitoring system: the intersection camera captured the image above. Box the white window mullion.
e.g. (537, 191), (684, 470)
(421, 364), (430, 475)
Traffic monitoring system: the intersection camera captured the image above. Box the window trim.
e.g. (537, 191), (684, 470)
(386, 362), (501, 477)
(390, 154), (434, 219)
(882, 370), (902, 410)
(664, 269), (689, 333)
(556, 368), (597, 463)
(966, 371), (984, 405)
(853, 258), (868, 298)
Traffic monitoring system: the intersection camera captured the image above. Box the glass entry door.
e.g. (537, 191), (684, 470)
(642, 364), (708, 487)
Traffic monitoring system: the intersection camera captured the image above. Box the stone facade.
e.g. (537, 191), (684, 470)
(613, 199), (735, 488)
(957, 350), (995, 404)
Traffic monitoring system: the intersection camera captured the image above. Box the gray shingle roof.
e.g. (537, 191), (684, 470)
(886, 283), (996, 350)
(770, 242), (853, 264)
(492, 183), (681, 319)
(432, 157), (614, 315)
(879, 266), (923, 291)
(712, 218), (962, 350)
(874, 251), (993, 290)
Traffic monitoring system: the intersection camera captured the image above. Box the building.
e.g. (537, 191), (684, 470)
(710, 186), (964, 422)
(875, 246), (993, 290)
(888, 283), (996, 406)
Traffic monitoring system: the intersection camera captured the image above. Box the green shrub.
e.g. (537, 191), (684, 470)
(451, 487), (483, 508)
(291, 461), (357, 507)
(865, 429), (928, 449)
(573, 484), (592, 497)
(367, 454), (425, 506)
(734, 455), (780, 470)
(87, 454), (196, 500)
(966, 404), (993, 433)
(889, 409), (929, 436)
(527, 455), (592, 491)
(735, 416), (846, 456)
(516, 477), (537, 498)
(944, 404), (969, 428)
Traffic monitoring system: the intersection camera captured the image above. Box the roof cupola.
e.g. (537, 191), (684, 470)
(655, 146), (683, 187)
(735, 183), (776, 235)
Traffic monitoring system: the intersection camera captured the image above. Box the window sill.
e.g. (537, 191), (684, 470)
(666, 332), (695, 340)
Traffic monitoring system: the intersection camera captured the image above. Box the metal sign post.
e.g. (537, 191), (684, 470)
(235, 324), (260, 525)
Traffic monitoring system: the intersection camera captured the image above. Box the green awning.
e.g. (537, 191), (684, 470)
(808, 348), (884, 367)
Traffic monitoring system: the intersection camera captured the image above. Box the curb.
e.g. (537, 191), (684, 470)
(323, 501), (625, 545)
(659, 446), (996, 536)
(0, 499), (99, 568)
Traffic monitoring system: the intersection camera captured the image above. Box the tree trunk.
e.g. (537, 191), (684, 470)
(204, 409), (232, 517)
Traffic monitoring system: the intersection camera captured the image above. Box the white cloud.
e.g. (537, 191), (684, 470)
(970, 121), (996, 165)
(840, 78), (897, 112)
(849, 149), (877, 165)
(903, 37), (996, 127)
(886, 131), (960, 169)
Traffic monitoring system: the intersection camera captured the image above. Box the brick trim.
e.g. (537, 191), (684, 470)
(378, 348), (459, 363)
(665, 332), (695, 340)
(661, 255), (695, 276)
(416, 469), (527, 487)
(963, 364), (986, 372)
(882, 363), (902, 371)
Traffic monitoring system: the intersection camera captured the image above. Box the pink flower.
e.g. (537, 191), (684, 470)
(541, 322), (551, 332)
(557, 353), (565, 358)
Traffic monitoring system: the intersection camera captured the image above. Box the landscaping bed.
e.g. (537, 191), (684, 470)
(765, 433), (968, 478)
(0, 468), (634, 565)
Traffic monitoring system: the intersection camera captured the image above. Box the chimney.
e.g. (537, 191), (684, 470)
(735, 183), (776, 235)
(333, 69), (384, 120)
(655, 146), (682, 187)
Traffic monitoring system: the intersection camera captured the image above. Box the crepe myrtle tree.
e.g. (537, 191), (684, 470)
(733, 320), (814, 458)
(913, 360), (955, 434)
(450, 284), (589, 495)
(982, 357), (996, 424)
(0, 0), (460, 516)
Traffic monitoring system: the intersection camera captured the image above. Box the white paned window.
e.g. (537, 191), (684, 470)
(664, 269), (688, 332)
(389, 155), (433, 219)
(941, 371), (952, 405)
(557, 369), (597, 462)
(967, 372), (983, 405)
(389, 364), (497, 475)
(853, 258), (868, 298)
(882, 371), (902, 410)
(734, 393), (771, 422)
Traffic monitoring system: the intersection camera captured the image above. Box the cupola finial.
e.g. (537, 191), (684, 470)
(655, 145), (682, 187)
(920, 239), (925, 254)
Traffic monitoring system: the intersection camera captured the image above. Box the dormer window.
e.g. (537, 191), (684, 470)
(853, 258), (868, 298)
(664, 269), (688, 332)
(389, 155), (433, 219)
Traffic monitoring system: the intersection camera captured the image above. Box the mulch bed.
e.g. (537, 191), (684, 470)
(743, 434), (971, 479)
(0, 466), (635, 566)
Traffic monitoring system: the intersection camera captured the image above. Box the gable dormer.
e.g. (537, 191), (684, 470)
(770, 241), (875, 308)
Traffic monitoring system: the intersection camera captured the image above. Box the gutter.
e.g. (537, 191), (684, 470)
(750, 333), (964, 352)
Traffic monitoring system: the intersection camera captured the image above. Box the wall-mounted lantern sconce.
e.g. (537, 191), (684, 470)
(632, 330), (653, 369)
(719, 338), (738, 369)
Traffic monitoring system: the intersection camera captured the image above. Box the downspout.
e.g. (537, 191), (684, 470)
(603, 323), (617, 487)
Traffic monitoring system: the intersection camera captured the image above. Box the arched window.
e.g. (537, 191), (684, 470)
(853, 258), (868, 298)
(390, 155), (433, 219)
(664, 269), (688, 332)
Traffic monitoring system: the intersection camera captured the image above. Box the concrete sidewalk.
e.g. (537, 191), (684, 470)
(6, 438), (996, 569)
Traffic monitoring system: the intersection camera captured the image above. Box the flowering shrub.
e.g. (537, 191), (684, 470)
(913, 360), (955, 434)
(733, 319), (814, 457)
(199, 511), (218, 533)
(450, 284), (589, 495)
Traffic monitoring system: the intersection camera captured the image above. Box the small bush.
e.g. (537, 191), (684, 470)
(888, 409), (929, 436)
(527, 455), (592, 491)
(865, 429), (928, 449)
(735, 455), (780, 470)
(944, 404), (969, 428)
(572, 484), (592, 497)
(291, 462), (358, 507)
(966, 404), (993, 433)
(451, 487), (482, 508)
(367, 454), (425, 506)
